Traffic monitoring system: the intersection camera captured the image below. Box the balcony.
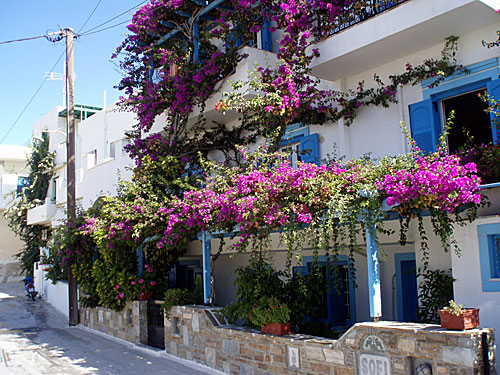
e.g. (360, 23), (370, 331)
(188, 46), (278, 123)
(27, 198), (58, 226)
(310, 0), (500, 80)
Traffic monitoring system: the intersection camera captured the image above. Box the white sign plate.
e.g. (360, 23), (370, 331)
(358, 353), (391, 375)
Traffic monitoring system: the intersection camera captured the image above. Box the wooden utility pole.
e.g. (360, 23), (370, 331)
(65, 28), (79, 326)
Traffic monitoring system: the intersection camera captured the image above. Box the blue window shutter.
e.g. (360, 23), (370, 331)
(226, 29), (242, 49)
(299, 133), (319, 164)
(148, 60), (154, 82)
(292, 266), (308, 276)
(409, 99), (437, 153)
(487, 78), (500, 144)
(261, 21), (272, 52)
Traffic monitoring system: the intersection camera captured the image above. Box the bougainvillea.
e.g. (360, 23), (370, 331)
(114, 0), (463, 168)
(74, 0), (482, 309)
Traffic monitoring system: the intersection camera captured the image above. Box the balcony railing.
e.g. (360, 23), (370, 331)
(325, 0), (409, 37)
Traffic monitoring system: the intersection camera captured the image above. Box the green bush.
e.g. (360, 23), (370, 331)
(223, 258), (328, 330)
(162, 288), (194, 319)
(249, 297), (290, 326)
(193, 275), (204, 305)
(416, 268), (455, 323)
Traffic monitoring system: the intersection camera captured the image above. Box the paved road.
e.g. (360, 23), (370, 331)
(0, 282), (221, 375)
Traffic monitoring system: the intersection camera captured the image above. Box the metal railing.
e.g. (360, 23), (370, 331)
(326, 0), (409, 37)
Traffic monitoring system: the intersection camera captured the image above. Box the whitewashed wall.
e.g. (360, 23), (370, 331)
(452, 214), (500, 362)
(34, 262), (71, 318)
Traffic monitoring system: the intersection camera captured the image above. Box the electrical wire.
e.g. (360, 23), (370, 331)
(0, 49), (66, 144)
(0, 35), (46, 45)
(79, 1), (147, 35)
(0, 2), (148, 144)
(79, 19), (132, 37)
(78, 0), (104, 33)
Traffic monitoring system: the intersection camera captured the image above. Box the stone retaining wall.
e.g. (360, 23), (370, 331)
(80, 301), (148, 345)
(0, 261), (22, 283)
(165, 306), (496, 375)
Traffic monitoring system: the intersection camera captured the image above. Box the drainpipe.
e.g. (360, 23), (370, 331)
(397, 84), (408, 154)
(103, 90), (108, 158)
(338, 78), (351, 159)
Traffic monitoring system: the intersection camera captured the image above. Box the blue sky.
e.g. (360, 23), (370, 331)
(0, 0), (145, 146)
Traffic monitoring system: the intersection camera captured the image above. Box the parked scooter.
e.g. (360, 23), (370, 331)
(23, 277), (38, 301)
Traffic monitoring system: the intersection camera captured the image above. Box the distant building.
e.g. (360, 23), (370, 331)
(0, 145), (30, 282)
(27, 104), (135, 228)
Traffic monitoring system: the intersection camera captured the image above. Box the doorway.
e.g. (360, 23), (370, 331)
(395, 253), (418, 322)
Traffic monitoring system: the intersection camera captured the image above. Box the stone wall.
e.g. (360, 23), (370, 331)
(165, 306), (496, 375)
(0, 261), (22, 283)
(80, 301), (148, 345)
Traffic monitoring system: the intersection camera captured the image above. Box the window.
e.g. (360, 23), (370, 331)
(280, 142), (301, 168)
(410, 58), (500, 153)
(109, 142), (116, 159)
(478, 223), (500, 292)
(226, 20), (273, 52)
(16, 176), (29, 195)
(86, 149), (97, 169)
(279, 124), (320, 166)
(490, 235), (500, 279)
(293, 255), (356, 326)
(442, 88), (492, 152)
(51, 178), (58, 202)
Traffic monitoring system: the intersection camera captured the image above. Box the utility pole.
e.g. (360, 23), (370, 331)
(64, 28), (79, 326)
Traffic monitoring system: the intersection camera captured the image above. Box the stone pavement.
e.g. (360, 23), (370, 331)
(0, 281), (223, 375)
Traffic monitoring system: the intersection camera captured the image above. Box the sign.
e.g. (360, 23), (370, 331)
(287, 346), (300, 369)
(361, 335), (386, 352)
(358, 353), (391, 375)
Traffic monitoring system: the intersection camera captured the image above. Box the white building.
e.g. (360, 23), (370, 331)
(27, 104), (135, 227)
(27, 0), (500, 361)
(0, 145), (30, 282)
(27, 104), (135, 316)
(147, 0), (500, 360)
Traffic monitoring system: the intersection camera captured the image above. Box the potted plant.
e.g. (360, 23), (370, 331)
(438, 300), (479, 330)
(250, 297), (291, 336)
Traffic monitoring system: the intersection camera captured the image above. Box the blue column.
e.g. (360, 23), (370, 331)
(366, 223), (382, 320)
(193, 21), (199, 63)
(201, 231), (212, 304)
(137, 246), (144, 277)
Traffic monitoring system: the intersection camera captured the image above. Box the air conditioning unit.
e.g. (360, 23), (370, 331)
(41, 229), (48, 241)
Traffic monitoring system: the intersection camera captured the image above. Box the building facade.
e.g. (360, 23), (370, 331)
(0, 145), (30, 282)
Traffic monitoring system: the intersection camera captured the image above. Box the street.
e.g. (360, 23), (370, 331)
(0, 282), (221, 375)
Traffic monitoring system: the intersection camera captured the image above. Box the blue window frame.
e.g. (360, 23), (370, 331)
(478, 223), (500, 292)
(226, 20), (273, 52)
(280, 124), (320, 166)
(16, 176), (28, 196)
(409, 58), (500, 153)
(490, 235), (500, 279)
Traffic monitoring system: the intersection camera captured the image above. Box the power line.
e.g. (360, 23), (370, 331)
(1, 0), (107, 144)
(0, 34), (46, 45)
(80, 19), (132, 37)
(78, 0), (104, 33)
(0, 49), (66, 144)
(79, 1), (147, 35)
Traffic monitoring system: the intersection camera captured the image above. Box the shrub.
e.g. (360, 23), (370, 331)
(162, 288), (194, 319)
(249, 297), (290, 327)
(416, 268), (455, 323)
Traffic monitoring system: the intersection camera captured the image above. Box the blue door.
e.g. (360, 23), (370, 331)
(395, 253), (418, 322)
(400, 260), (418, 322)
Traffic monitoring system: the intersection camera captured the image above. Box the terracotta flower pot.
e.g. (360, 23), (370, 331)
(438, 308), (479, 330)
(261, 322), (291, 336)
(137, 291), (153, 301)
